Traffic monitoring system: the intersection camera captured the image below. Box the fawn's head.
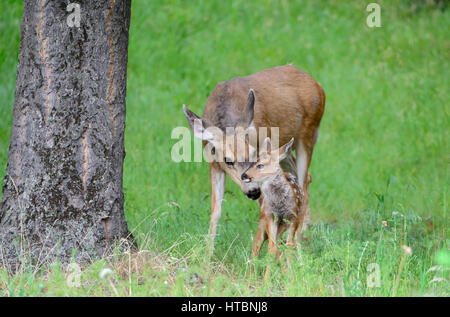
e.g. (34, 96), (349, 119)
(241, 137), (294, 184)
(183, 90), (261, 199)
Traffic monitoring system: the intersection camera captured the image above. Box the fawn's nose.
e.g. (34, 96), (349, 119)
(241, 173), (251, 183)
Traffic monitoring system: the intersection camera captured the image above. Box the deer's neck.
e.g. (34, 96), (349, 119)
(261, 170), (296, 220)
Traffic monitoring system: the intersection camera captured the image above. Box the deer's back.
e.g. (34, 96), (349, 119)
(202, 64), (325, 145)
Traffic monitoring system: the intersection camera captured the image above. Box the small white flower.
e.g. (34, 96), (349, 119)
(427, 265), (442, 273)
(169, 201), (180, 208)
(429, 277), (446, 284)
(401, 245), (412, 255)
(99, 268), (114, 279)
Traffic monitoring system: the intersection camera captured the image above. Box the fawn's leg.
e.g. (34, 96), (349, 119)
(286, 220), (300, 247)
(280, 219), (299, 271)
(264, 213), (278, 281)
(252, 209), (267, 257)
(276, 221), (288, 241)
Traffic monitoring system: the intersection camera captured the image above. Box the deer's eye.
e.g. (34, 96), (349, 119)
(224, 157), (234, 166)
(256, 164), (264, 169)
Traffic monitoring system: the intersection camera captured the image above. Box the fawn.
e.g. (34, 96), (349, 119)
(241, 137), (311, 277)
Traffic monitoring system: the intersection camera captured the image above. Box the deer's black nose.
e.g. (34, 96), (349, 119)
(246, 189), (261, 200)
(241, 173), (249, 181)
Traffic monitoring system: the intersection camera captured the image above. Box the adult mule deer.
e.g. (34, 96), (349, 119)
(183, 64), (325, 250)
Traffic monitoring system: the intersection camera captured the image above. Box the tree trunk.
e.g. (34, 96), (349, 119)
(0, 0), (134, 270)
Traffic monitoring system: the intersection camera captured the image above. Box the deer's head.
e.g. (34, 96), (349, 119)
(183, 90), (261, 200)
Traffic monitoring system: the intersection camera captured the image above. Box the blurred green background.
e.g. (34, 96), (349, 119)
(0, 0), (448, 296)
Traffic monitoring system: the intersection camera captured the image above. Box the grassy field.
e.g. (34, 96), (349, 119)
(0, 0), (448, 296)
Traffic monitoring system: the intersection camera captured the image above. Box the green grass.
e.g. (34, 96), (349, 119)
(0, 0), (448, 296)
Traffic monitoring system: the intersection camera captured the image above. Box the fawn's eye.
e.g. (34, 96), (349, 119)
(224, 157), (234, 166)
(256, 164), (264, 169)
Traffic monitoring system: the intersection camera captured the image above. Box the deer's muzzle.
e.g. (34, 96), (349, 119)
(245, 188), (261, 200)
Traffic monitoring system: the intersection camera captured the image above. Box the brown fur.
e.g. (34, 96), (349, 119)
(203, 64), (325, 151)
(183, 64), (325, 257)
(242, 139), (309, 264)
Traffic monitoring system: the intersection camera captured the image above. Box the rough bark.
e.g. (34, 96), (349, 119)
(0, 0), (134, 270)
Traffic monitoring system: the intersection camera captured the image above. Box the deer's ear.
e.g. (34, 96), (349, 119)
(261, 137), (272, 155)
(183, 105), (213, 141)
(241, 89), (255, 127)
(183, 104), (200, 128)
(278, 138), (294, 161)
(245, 125), (258, 148)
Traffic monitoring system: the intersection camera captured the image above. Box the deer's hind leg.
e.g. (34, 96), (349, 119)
(296, 129), (317, 232)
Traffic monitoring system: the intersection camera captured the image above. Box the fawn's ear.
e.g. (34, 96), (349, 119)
(278, 138), (294, 161)
(183, 105), (214, 141)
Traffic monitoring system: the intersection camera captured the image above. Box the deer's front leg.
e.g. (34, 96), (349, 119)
(209, 162), (225, 250)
